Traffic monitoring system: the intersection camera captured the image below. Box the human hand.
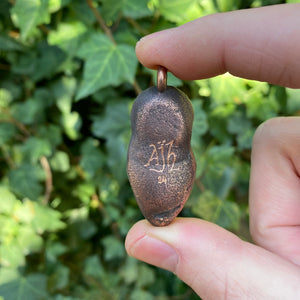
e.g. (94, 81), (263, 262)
(125, 4), (300, 299)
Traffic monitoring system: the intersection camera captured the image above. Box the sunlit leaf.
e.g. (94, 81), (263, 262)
(11, 0), (50, 39)
(50, 151), (70, 172)
(192, 190), (240, 230)
(48, 21), (87, 55)
(157, 0), (198, 23)
(76, 34), (138, 99)
(0, 187), (18, 214)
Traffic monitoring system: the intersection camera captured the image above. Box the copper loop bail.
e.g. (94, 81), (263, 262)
(157, 66), (167, 92)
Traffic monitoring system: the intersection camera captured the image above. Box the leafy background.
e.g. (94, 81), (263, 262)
(0, 0), (299, 299)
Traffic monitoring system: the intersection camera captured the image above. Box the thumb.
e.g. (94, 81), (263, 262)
(125, 218), (300, 299)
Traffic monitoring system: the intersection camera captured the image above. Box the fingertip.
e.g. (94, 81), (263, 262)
(125, 219), (149, 256)
(135, 30), (170, 70)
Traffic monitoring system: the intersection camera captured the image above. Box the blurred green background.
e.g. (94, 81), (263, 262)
(0, 0), (299, 299)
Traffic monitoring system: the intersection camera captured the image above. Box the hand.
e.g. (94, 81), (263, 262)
(125, 4), (300, 299)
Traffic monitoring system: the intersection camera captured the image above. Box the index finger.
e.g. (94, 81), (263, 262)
(136, 4), (300, 88)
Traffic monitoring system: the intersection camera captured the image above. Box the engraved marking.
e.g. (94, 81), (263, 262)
(144, 140), (178, 185)
(158, 175), (167, 184)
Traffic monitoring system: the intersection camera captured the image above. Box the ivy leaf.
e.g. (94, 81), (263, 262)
(192, 190), (240, 230)
(92, 99), (131, 138)
(30, 201), (66, 233)
(0, 271), (48, 300)
(0, 34), (25, 52)
(61, 111), (82, 140)
(48, 0), (71, 13)
(106, 136), (129, 184)
(122, 0), (151, 19)
(20, 137), (52, 163)
(157, 0), (197, 23)
(11, 0), (50, 40)
(76, 34), (138, 99)
(8, 164), (43, 201)
(0, 187), (18, 214)
(51, 76), (77, 114)
(101, 0), (151, 21)
(102, 236), (125, 261)
(92, 100), (131, 183)
(48, 264), (70, 291)
(48, 21), (87, 56)
(50, 151), (70, 172)
(0, 123), (17, 145)
(80, 138), (105, 178)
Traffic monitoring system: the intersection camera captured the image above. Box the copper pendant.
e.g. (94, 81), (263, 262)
(127, 66), (196, 226)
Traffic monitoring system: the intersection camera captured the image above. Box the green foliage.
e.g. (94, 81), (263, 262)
(0, 0), (292, 299)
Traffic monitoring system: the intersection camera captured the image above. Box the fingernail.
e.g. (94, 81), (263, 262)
(129, 234), (178, 272)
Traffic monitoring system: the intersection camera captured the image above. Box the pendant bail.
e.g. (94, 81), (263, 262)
(157, 66), (167, 92)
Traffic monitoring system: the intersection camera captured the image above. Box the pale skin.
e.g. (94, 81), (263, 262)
(125, 3), (300, 300)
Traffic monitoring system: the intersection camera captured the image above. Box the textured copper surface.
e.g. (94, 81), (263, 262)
(127, 84), (196, 226)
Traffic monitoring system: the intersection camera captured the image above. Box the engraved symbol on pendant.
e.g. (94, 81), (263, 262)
(144, 140), (178, 185)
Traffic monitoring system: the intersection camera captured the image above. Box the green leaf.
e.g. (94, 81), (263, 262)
(11, 99), (44, 125)
(192, 190), (240, 230)
(106, 136), (129, 184)
(80, 138), (105, 178)
(192, 99), (208, 140)
(8, 164), (43, 201)
(0, 271), (48, 300)
(51, 76), (77, 114)
(11, 199), (65, 233)
(37, 125), (62, 149)
(92, 100), (131, 138)
(50, 151), (70, 172)
(20, 137), (52, 163)
(0, 243), (25, 268)
(48, 0), (70, 13)
(16, 226), (43, 254)
(12, 42), (66, 81)
(45, 241), (67, 263)
(92, 100), (131, 183)
(72, 182), (95, 206)
(123, 0), (152, 19)
(84, 255), (105, 281)
(71, 0), (95, 25)
(0, 123), (17, 145)
(11, 0), (50, 40)
(0, 34), (25, 52)
(286, 88), (300, 114)
(32, 42), (66, 81)
(130, 289), (154, 300)
(48, 264), (69, 290)
(102, 236), (125, 261)
(0, 187), (18, 214)
(48, 21), (87, 55)
(76, 34), (138, 99)
(101, 0), (151, 21)
(157, 0), (198, 23)
(30, 201), (65, 233)
(60, 111), (82, 140)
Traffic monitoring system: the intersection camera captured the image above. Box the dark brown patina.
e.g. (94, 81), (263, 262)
(127, 67), (196, 226)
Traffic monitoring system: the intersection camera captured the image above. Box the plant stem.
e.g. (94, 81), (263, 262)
(40, 156), (53, 205)
(86, 0), (116, 45)
(133, 79), (142, 95)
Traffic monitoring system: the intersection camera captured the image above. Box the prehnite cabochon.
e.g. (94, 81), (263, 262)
(127, 86), (196, 226)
